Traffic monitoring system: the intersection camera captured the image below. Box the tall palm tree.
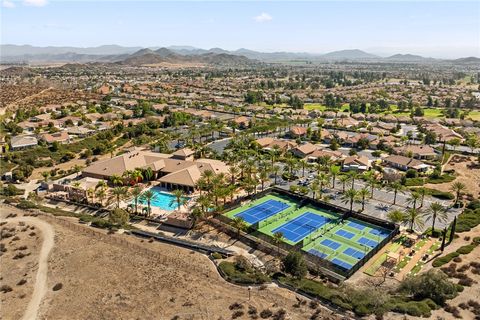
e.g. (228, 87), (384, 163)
(272, 165), (280, 185)
(299, 159), (308, 177)
(310, 180), (320, 200)
(341, 188), (359, 212)
(230, 217), (247, 239)
(450, 182), (466, 205)
(329, 165), (340, 189)
(339, 175), (349, 192)
(347, 171), (358, 189)
(87, 187), (95, 204)
(366, 177), (379, 199)
(95, 180), (107, 190)
(96, 188), (106, 206)
(423, 202), (447, 235)
(197, 194), (213, 215)
(387, 181), (404, 205)
(41, 171), (50, 182)
(228, 165), (239, 185)
(170, 189), (187, 211)
(140, 190), (156, 217)
(259, 169), (269, 191)
(358, 187), (370, 211)
(387, 209), (405, 224)
(417, 187), (428, 208)
(131, 186), (142, 215)
(316, 172), (330, 192)
(407, 191), (421, 209)
(404, 208), (424, 231)
(111, 186), (128, 208)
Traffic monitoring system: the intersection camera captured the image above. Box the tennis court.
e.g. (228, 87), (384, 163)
(234, 199), (290, 224)
(358, 237), (378, 248)
(271, 212), (330, 243)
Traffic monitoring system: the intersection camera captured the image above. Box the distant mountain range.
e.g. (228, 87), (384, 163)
(1, 44), (479, 65)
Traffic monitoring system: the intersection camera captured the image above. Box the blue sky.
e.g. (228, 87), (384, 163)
(1, 1), (479, 58)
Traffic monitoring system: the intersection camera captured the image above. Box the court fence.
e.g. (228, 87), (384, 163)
(217, 187), (399, 279)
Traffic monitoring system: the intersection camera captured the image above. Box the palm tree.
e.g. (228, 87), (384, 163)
(404, 208), (424, 231)
(110, 174), (123, 187)
(347, 171), (358, 189)
(407, 191), (421, 209)
(358, 187), (370, 211)
(423, 202), (447, 235)
(230, 217), (247, 239)
(272, 231), (285, 255)
(299, 159), (308, 177)
(316, 172), (330, 192)
(170, 189), (187, 211)
(190, 207), (204, 229)
(366, 177), (379, 199)
(450, 182), (466, 205)
(228, 166), (239, 185)
(95, 180), (107, 190)
(131, 186), (142, 215)
(130, 169), (143, 185)
(111, 186), (128, 208)
(96, 188), (106, 206)
(339, 175), (349, 192)
(387, 209), (405, 224)
(387, 181), (404, 205)
(140, 190), (156, 217)
(197, 194), (213, 215)
(272, 165), (280, 185)
(341, 188), (359, 212)
(418, 187), (428, 208)
(143, 167), (154, 182)
(259, 169), (269, 191)
(329, 166), (340, 189)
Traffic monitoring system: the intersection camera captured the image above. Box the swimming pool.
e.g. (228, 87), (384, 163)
(136, 187), (189, 211)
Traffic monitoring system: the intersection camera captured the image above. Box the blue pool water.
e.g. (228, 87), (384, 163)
(136, 187), (189, 211)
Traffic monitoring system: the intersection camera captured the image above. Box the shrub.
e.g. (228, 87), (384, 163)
(282, 252), (307, 278)
(218, 261), (269, 285)
(0, 285), (13, 293)
(399, 269), (459, 305)
(432, 252), (460, 267)
(232, 310), (244, 319)
(16, 200), (38, 210)
(260, 309), (273, 318)
(458, 277), (475, 287)
(211, 252), (223, 259)
(16, 279), (27, 286)
(455, 208), (480, 232)
(90, 218), (114, 229)
(457, 244), (477, 255)
(52, 283), (63, 291)
(229, 302), (243, 310)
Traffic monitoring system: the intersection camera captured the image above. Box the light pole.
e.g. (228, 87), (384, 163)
(248, 286), (252, 301)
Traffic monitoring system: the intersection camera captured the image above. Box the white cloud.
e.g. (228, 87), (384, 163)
(2, 0), (15, 8)
(23, 0), (48, 7)
(254, 13), (273, 23)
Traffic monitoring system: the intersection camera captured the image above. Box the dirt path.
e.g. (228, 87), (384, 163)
(4, 216), (55, 320)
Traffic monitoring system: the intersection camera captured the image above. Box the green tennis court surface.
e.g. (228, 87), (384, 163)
(224, 193), (393, 274)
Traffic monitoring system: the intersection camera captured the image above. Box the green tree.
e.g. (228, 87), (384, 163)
(230, 217), (247, 239)
(358, 187), (370, 211)
(109, 208), (129, 227)
(450, 181), (466, 205)
(329, 165), (340, 189)
(387, 209), (405, 224)
(111, 186), (128, 208)
(131, 186), (142, 215)
(140, 190), (156, 217)
(423, 202), (447, 236)
(387, 182), (404, 205)
(272, 231), (285, 255)
(170, 189), (187, 211)
(282, 252), (307, 279)
(404, 208), (424, 231)
(341, 188), (359, 212)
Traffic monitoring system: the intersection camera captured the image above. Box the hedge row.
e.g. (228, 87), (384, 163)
(218, 261), (270, 285)
(432, 240), (480, 267)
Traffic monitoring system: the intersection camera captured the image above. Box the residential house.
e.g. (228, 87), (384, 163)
(394, 145), (437, 160)
(292, 143), (318, 158)
(289, 126), (308, 138)
(10, 135), (38, 150)
(40, 131), (71, 145)
(383, 155), (430, 172)
(342, 155), (370, 171)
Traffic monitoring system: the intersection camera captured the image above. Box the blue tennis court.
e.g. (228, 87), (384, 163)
(369, 228), (390, 238)
(331, 258), (353, 270)
(234, 199), (290, 224)
(309, 248), (328, 259)
(272, 212), (329, 243)
(320, 239), (341, 250)
(336, 229), (355, 239)
(343, 247), (365, 259)
(358, 237), (378, 248)
(348, 221), (366, 230)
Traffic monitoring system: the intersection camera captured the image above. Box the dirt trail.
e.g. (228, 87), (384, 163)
(4, 216), (55, 320)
